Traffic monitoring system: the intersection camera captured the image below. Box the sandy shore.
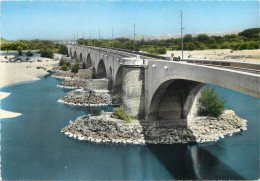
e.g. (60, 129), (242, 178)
(0, 55), (58, 87)
(167, 49), (260, 63)
(0, 92), (21, 119)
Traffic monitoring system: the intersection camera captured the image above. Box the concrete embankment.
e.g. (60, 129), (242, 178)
(62, 110), (247, 144)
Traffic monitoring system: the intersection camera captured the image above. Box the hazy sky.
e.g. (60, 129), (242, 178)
(1, 0), (259, 40)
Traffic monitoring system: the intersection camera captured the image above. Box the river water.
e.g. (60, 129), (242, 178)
(0, 74), (259, 179)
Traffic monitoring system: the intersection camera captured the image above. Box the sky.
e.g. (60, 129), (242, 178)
(1, 0), (259, 40)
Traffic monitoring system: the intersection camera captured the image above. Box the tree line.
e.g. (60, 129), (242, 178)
(77, 28), (259, 55)
(1, 39), (68, 58)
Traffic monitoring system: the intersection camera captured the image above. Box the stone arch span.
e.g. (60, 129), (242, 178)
(148, 78), (205, 121)
(96, 59), (107, 79)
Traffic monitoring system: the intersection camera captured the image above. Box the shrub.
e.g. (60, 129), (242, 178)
(113, 106), (131, 123)
(220, 44), (229, 49)
(157, 47), (166, 54)
(90, 107), (101, 116)
(26, 50), (33, 56)
(59, 58), (66, 66)
(199, 86), (226, 117)
(71, 60), (79, 73)
(40, 48), (53, 58)
(58, 44), (68, 55)
(66, 61), (71, 67)
(61, 63), (69, 71)
(209, 44), (218, 49)
(17, 46), (23, 55)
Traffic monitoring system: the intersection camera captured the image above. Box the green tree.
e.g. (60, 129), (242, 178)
(26, 50), (33, 56)
(40, 48), (53, 58)
(238, 28), (260, 38)
(71, 60), (79, 73)
(157, 47), (166, 54)
(58, 44), (68, 55)
(17, 46), (23, 55)
(183, 34), (193, 42)
(59, 58), (66, 66)
(199, 86), (226, 117)
(61, 63), (69, 71)
(197, 34), (209, 43)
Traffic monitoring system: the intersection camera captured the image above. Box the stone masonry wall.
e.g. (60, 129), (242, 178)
(122, 67), (145, 118)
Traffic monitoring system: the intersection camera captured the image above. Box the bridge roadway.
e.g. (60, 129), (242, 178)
(67, 45), (260, 120)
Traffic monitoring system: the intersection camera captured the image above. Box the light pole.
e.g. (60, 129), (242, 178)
(180, 11), (185, 61)
(134, 23), (136, 51)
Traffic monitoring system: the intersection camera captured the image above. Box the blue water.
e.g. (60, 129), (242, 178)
(1, 75), (259, 179)
(0, 51), (41, 60)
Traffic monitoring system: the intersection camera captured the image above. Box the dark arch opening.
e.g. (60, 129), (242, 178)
(73, 51), (77, 59)
(149, 79), (204, 121)
(86, 54), (92, 68)
(79, 53), (83, 62)
(113, 66), (123, 92)
(96, 59), (107, 79)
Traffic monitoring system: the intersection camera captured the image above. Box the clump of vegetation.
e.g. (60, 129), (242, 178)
(26, 50), (33, 56)
(157, 47), (166, 54)
(40, 48), (53, 58)
(71, 60), (79, 73)
(199, 86), (226, 117)
(61, 63), (70, 71)
(59, 58), (66, 66)
(17, 46), (23, 55)
(113, 106), (136, 123)
(90, 107), (101, 116)
(58, 44), (68, 55)
(59, 58), (71, 71)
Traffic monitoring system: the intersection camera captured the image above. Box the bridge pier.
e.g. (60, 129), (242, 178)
(121, 66), (146, 118)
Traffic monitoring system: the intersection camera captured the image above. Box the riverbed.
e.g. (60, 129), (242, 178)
(0, 74), (259, 179)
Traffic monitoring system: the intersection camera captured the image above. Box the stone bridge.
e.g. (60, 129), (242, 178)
(67, 45), (260, 121)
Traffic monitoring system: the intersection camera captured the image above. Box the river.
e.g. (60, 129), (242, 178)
(0, 74), (259, 179)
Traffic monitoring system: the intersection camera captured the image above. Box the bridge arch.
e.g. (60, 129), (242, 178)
(96, 59), (107, 78)
(73, 51), (77, 59)
(113, 66), (123, 92)
(148, 77), (205, 121)
(79, 53), (83, 62)
(86, 54), (92, 68)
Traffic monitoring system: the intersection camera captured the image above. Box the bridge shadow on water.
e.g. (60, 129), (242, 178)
(146, 143), (246, 180)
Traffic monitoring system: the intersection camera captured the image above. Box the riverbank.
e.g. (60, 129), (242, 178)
(0, 92), (21, 119)
(62, 110), (247, 144)
(167, 49), (260, 63)
(0, 58), (58, 87)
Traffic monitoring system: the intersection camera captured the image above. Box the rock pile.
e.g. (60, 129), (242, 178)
(188, 110), (247, 143)
(58, 79), (89, 89)
(62, 114), (145, 144)
(61, 110), (247, 144)
(59, 89), (113, 106)
(53, 72), (77, 79)
(59, 89), (121, 106)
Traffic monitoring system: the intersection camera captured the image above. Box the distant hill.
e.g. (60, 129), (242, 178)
(123, 30), (240, 41)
